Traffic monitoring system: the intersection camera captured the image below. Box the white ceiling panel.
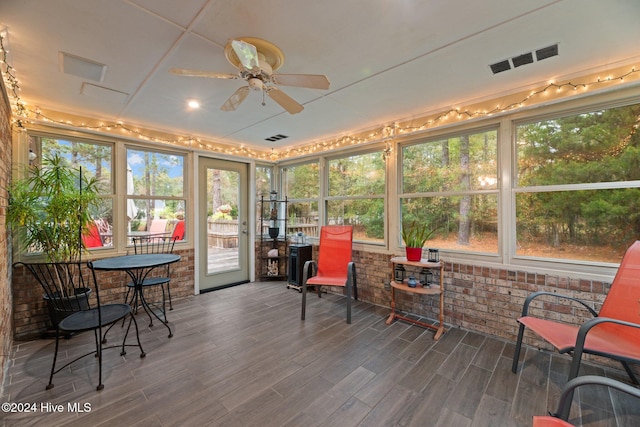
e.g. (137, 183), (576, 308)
(1, 0), (639, 154)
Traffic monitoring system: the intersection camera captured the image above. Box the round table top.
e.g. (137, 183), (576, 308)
(91, 253), (180, 271)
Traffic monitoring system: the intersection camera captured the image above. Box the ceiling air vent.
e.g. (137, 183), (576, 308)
(490, 43), (559, 75)
(59, 51), (106, 82)
(535, 44), (559, 61)
(490, 60), (511, 74)
(265, 134), (289, 142)
(511, 52), (534, 68)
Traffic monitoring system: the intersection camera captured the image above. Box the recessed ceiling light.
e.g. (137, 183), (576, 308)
(187, 99), (200, 109)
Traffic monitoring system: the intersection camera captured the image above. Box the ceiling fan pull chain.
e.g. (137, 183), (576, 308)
(262, 90), (266, 107)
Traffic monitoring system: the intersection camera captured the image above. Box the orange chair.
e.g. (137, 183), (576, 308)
(301, 225), (357, 323)
(513, 241), (640, 418)
(532, 375), (640, 426)
(82, 221), (103, 248)
(171, 220), (185, 241)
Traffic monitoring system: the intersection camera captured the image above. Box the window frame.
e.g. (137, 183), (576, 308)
(397, 124), (501, 256)
(509, 99), (640, 267)
(325, 147), (387, 245)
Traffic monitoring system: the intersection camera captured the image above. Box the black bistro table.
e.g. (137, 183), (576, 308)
(91, 253), (181, 337)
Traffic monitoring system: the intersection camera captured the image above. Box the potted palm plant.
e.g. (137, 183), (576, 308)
(401, 220), (435, 261)
(8, 154), (103, 327)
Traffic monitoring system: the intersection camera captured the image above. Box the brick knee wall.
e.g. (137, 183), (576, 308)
(11, 247), (195, 340)
(322, 249), (620, 370)
(352, 250), (609, 347)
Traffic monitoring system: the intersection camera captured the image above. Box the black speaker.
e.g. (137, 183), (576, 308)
(288, 244), (312, 287)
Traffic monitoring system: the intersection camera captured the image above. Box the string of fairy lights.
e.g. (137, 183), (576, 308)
(1, 31), (639, 161)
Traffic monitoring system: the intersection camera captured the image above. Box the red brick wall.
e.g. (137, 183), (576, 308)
(353, 249), (609, 347)
(0, 74), (13, 391)
(315, 248), (615, 368)
(11, 247), (194, 340)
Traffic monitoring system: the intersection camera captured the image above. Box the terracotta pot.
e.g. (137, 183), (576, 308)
(405, 247), (422, 261)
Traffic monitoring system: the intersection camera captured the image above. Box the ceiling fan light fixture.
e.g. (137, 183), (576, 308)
(175, 37), (328, 114)
(248, 78), (265, 91)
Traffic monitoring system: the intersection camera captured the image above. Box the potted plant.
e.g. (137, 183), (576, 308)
(268, 204), (279, 239)
(401, 220), (435, 261)
(8, 154), (103, 327)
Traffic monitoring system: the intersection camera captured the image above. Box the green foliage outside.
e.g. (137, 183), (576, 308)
(516, 104), (640, 252)
(8, 154), (104, 262)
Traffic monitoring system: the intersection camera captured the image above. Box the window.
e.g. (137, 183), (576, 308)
(31, 134), (113, 248)
(515, 103), (640, 262)
(255, 165), (273, 199)
(126, 148), (186, 243)
(282, 162), (319, 238)
(400, 128), (498, 253)
(327, 150), (385, 243)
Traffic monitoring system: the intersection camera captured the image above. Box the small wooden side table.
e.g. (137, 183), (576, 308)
(386, 256), (445, 340)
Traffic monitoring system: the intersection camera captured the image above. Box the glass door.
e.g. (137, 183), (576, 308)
(198, 157), (249, 291)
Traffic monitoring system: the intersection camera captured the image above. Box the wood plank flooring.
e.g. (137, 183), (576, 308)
(2, 282), (638, 426)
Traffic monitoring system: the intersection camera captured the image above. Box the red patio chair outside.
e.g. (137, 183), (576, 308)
(171, 220), (185, 241)
(301, 225), (357, 323)
(82, 221), (103, 248)
(512, 240), (640, 418)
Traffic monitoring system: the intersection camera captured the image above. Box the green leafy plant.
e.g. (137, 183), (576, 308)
(8, 154), (103, 263)
(401, 220), (435, 248)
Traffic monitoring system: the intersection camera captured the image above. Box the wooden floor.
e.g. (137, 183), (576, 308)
(2, 282), (638, 426)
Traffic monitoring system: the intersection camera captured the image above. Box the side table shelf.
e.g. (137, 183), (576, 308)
(386, 256), (445, 340)
(258, 195), (288, 280)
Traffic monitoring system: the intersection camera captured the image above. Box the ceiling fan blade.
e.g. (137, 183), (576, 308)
(221, 86), (250, 111)
(230, 40), (260, 71)
(267, 87), (304, 114)
(169, 68), (238, 80)
(272, 73), (330, 90)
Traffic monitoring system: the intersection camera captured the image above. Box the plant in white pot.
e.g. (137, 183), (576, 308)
(8, 154), (103, 328)
(401, 221), (435, 261)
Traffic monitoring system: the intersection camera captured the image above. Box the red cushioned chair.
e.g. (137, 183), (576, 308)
(513, 241), (640, 419)
(82, 221), (103, 248)
(171, 220), (185, 241)
(301, 225), (357, 324)
(532, 375), (640, 426)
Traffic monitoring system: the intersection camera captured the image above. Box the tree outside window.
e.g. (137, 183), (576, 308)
(327, 151), (385, 243)
(127, 148), (186, 243)
(401, 129), (498, 253)
(515, 103), (640, 262)
(32, 135), (113, 248)
(282, 162), (319, 238)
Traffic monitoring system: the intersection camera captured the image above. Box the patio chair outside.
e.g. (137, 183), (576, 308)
(301, 225), (357, 323)
(171, 219), (185, 241)
(512, 240), (640, 387)
(82, 221), (103, 248)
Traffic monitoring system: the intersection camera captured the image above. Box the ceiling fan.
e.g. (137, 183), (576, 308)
(170, 37), (330, 114)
